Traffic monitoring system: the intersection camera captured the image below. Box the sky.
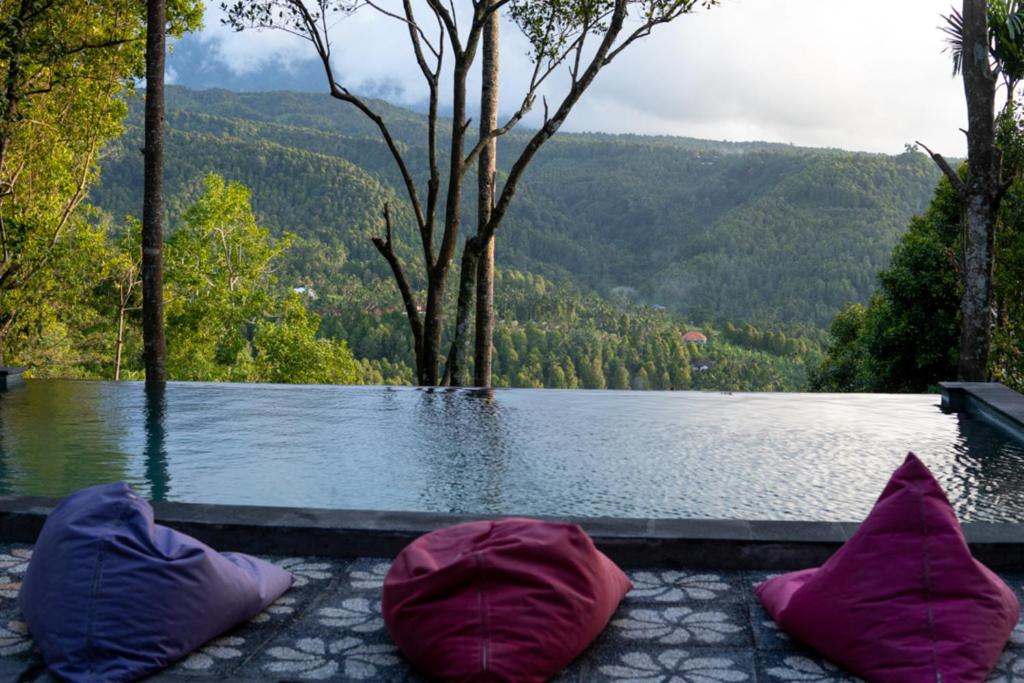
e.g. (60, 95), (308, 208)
(173, 0), (971, 156)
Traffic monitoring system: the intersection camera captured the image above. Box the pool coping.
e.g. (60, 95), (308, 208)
(940, 381), (1024, 442)
(1, 496), (1023, 570)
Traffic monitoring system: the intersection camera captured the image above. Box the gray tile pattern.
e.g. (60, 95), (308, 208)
(0, 544), (1020, 682)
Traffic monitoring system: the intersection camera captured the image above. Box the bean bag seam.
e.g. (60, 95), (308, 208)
(476, 550), (490, 674)
(85, 495), (133, 680)
(917, 486), (942, 679)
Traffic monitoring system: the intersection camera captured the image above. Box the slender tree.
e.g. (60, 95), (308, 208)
(225, 0), (718, 386)
(474, 0), (500, 387)
(143, 0), (168, 383)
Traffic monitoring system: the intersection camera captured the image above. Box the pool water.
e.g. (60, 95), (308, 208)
(1, 380), (1023, 522)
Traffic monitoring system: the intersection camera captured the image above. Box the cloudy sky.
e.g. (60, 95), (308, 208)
(177, 0), (970, 155)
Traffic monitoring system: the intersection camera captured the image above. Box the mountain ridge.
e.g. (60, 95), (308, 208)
(91, 86), (943, 326)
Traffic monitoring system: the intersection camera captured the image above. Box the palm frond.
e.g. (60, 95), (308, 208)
(941, 6), (965, 76)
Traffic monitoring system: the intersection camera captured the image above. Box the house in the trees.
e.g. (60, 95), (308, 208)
(681, 331), (707, 345)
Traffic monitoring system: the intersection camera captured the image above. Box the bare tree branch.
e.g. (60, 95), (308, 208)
(370, 204), (423, 355)
(916, 139), (966, 197)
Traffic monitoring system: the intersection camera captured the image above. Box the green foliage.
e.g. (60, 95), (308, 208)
(92, 87), (940, 328)
(508, 0), (717, 62)
(162, 174), (359, 383)
(992, 165), (1024, 391)
(811, 178), (963, 392)
(324, 267), (820, 391)
(250, 296), (359, 384)
(0, 0), (202, 362)
(943, 0), (1024, 83)
(810, 170), (1024, 393)
(9, 174), (363, 385)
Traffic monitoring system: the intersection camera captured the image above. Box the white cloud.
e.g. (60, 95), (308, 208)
(191, 0), (969, 155)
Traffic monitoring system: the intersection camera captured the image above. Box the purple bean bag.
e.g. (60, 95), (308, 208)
(756, 453), (1019, 682)
(18, 482), (293, 682)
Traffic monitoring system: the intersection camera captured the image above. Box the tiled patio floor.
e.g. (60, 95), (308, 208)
(1, 544), (1023, 682)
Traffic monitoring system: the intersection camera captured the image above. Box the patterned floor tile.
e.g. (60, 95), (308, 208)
(626, 569), (748, 605)
(609, 602), (752, 649)
(757, 653), (863, 682)
(993, 648), (1024, 682)
(589, 646), (757, 682)
(0, 545), (33, 602)
(345, 558), (392, 592)
(163, 555), (347, 678)
(3, 553), (1024, 682)
(749, 601), (796, 652)
(237, 564), (408, 682)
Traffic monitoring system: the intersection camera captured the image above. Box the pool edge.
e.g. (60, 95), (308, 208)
(940, 381), (1024, 443)
(1, 496), (1022, 570)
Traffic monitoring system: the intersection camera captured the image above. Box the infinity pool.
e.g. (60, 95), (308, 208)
(1, 379), (1022, 521)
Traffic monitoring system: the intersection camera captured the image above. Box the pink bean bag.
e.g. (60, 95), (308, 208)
(756, 452), (1019, 682)
(382, 518), (632, 682)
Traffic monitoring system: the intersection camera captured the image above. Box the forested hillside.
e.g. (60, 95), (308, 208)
(92, 87), (941, 326)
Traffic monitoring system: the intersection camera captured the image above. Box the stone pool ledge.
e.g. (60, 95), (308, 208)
(1, 496), (1023, 570)
(941, 381), (1024, 442)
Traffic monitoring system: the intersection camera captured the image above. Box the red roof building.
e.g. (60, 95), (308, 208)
(681, 331), (707, 344)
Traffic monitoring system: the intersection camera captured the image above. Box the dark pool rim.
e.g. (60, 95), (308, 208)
(0, 495), (1023, 570)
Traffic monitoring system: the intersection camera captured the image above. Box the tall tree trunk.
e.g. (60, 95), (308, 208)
(423, 56), (473, 385)
(142, 0), (167, 383)
(473, 1), (499, 388)
(959, 0), (1000, 381)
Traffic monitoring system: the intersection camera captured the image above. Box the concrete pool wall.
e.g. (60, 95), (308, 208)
(1, 495), (1024, 570)
(0, 382), (1021, 569)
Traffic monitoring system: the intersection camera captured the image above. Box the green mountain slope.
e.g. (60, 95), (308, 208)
(91, 86), (941, 326)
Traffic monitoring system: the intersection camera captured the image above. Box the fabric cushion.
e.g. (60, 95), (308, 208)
(18, 482), (293, 682)
(756, 452), (1019, 682)
(382, 517), (632, 682)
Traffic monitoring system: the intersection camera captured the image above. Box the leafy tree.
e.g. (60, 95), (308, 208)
(251, 296), (358, 384)
(164, 174), (359, 383)
(0, 0), (201, 364)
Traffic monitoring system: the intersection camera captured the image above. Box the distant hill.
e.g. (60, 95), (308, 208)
(91, 86), (941, 326)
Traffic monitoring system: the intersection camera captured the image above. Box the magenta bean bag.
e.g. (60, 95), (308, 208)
(19, 482), (293, 682)
(382, 518), (632, 683)
(756, 452), (1019, 682)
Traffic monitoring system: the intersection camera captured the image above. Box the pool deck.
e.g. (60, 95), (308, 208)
(1, 499), (1024, 680)
(0, 541), (1022, 682)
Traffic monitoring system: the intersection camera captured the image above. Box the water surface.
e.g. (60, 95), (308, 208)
(1, 380), (1022, 522)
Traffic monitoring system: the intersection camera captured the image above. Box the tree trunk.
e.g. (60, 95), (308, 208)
(115, 286), (127, 381)
(958, 0), (1000, 381)
(473, 1), (499, 388)
(448, 237), (481, 386)
(423, 56), (473, 386)
(142, 0), (167, 383)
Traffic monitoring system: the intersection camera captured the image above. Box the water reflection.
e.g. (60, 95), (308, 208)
(945, 412), (1024, 521)
(415, 388), (511, 513)
(143, 382), (170, 501)
(0, 381), (130, 496)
